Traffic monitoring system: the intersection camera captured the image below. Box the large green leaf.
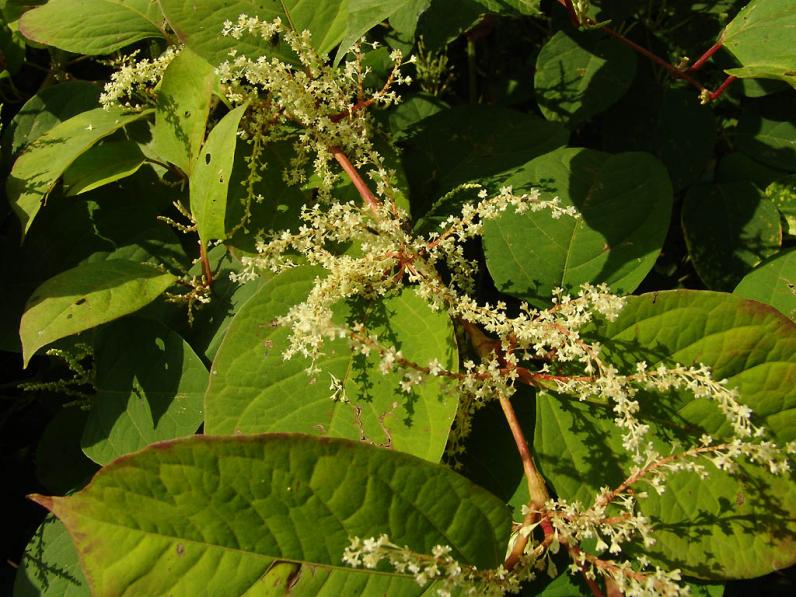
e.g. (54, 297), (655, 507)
(721, 0), (796, 89)
(152, 47), (219, 174)
(734, 248), (796, 320)
(13, 516), (88, 597)
(482, 148), (672, 307)
(681, 182), (782, 291)
(0, 172), (187, 352)
(402, 105), (568, 215)
(81, 318), (207, 465)
(19, 0), (165, 54)
(205, 267), (459, 462)
(190, 104), (247, 244)
(61, 139), (146, 196)
(20, 260), (176, 366)
(31, 434), (512, 594)
(535, 291), (796, 578)
(534, 29), (636, 127)
(0, 80), (100, 166)
(159, 0), (348, 66)
(6, 108), (151, 238)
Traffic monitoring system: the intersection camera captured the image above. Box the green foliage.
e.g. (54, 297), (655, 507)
(30, 434), (511, 594)
(3, 0), (796, 595)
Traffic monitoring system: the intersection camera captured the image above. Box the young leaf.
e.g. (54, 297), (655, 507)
(81, 318), (207, 465)
(13, 516), (88, 597)
(721, 0), (796, 89)
(205, 267), (459, 462)
(535, 29), (636, 127)
(681, 182), (782, 291)
(152, 48), (219, 174)
(535, 291), (796, 578)
(62, 140), (146, 196)
(6, 108), (151, 238)
(30, 434), (512, 594)
(19, 0), (165, 55)
(20, 260), (176, 367)
(483, 148), (673, 307)
(734, 248), (796, 320)
(189, 104), (247, 244)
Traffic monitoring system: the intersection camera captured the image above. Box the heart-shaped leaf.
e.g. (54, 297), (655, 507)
(205, 266), (459, 462)
(31, 434), (512, 594)
(483, 148), (672, 307)
(535, 290), (796, 578)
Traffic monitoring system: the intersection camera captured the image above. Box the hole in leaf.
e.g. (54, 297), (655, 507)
(205, 153), (211, 165)
(75, 298), (87, 305)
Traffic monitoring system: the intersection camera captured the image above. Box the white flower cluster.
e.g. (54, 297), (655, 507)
(343, 534), (534, 596)
(216, 15), (411, 200)
(99, 46), (182, 109)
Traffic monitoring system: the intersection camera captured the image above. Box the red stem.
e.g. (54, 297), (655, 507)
(600, 26), (707, 93)
(687, 41), (723, 72)
(562, 0), (581, 28)
(709, 75), (737, 101)
(330, 146), (380, 213)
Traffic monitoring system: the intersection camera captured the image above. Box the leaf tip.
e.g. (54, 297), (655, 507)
(27, 493), (55, 511)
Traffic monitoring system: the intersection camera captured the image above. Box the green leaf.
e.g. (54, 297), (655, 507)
(62, 140), (146, 196)
(189, 104), (247, 244)
(734, 248), (796, 320)
(336, 0), (431, 64)
(402, 105), (568, 215)
(19, 0), (165, 54)
(20, 260), (176, 367)
(205, 267), (459, 462)
(0, 173), (187, 352)
(681, 182), (782, 291)
(602, 87), (716, 192)
(159, 0), (348, 67)
(224, 139), (310, 253)
(535, 290), (796, 578)
(31, 434), (512, 594)
(734, 108), (796, 172)
(416, 0), (540, 49)
(152, 47), (219, 174)
(81, 317), (207, 465)
(388, 93), (448, 141)
(721, 0), (796, 89)
(483, 148), (672, 307)
(36, 408), (98, 495)
(534, 29), (636, 127)
(6, 108), (151, 238)
(714, 151), (787, 187)
(13, 516), (88, 597)
(0, 80), (100, 166)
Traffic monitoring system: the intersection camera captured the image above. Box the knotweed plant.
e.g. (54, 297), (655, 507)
(95, 15), (794, 597)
